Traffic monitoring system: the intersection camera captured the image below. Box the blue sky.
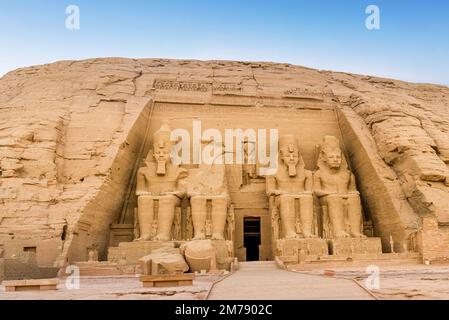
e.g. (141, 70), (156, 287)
(1, 0), (448, 85)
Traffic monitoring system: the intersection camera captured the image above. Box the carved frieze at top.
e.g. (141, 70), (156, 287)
(212, 82), (243, 93)
(153, 79), (211, 92)
(152, 79), (243, 94)
(282, 87), (333, 101)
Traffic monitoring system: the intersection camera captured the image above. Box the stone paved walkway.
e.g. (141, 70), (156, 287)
(207, 261), (374, 300)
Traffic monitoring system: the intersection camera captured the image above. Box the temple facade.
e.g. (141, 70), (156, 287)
(1, 58), (448, 270)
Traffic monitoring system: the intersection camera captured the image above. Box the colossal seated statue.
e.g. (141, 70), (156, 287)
(187, 140), (230, 241)
(135, 121), (187, 241)
(313, 136), (366, 238)
(266, 135), (315, 239)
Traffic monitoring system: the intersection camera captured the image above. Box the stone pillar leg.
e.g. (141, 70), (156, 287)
(136, 196), (154, 241)
(154, 195), (178, 241)
(326, 195), (350, 238)
(191, 196), (207, 240)
(347, 194), (365, 238)
(299, 195), (315, 238)
(279, 195), (297, 239)
(211, 197), (228, 240)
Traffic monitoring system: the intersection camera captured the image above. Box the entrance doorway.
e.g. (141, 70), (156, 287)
(243, 217), (261, 261)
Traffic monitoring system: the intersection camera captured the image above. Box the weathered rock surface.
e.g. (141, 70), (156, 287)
(0, 58), (448, 264)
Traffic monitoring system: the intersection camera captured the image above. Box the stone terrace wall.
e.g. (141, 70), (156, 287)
(418, 216), (449, 263)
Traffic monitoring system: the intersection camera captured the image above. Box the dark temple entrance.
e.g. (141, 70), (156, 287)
(243, 217), (261, 261)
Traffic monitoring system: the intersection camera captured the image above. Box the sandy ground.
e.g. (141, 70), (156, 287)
(292, 263), (449, 300)
(0, 274), (223, 300)
(2, 263), (449, 300)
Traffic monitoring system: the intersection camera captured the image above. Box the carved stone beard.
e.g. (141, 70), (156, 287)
(287, 163), (297, 177)
(281, 152), (299, 177)
(156, 159), (167, 175)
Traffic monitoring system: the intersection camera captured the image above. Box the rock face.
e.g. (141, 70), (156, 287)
(1, 58), (449, 265)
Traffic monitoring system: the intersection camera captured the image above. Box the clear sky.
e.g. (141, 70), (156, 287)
(1, 0), (448, 85)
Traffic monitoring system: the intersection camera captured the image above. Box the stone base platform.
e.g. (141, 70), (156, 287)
(276, 238), (329, 257)
(279, 252), (422, 269)
(328, 237), (382, 255)
(139, 274), (194, 288)
(74, 262), (139, 276)
(276, 237), (391, 267)
(2, 278), (59, 292)
(108, 241), (180, 265)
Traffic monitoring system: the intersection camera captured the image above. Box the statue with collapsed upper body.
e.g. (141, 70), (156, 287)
(187, 139), (230, 241)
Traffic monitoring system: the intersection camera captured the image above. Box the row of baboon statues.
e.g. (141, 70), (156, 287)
(134, 122), (366, 242)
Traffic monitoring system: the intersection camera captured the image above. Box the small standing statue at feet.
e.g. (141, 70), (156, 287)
(135, 121), (187, 241)
(313, 136), (366, 238)
(266, 135), (315, 239)
(242, 138), (258, 185)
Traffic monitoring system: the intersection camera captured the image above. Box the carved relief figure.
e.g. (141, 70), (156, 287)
(187, 140), (230, 240)
(172, 208), (182, 240)
(242, 139), (258, 185)
(266, 135), (315, 239)
(226, 204), (235, 242)
(271, 207), (280, 241)
(185, 207), (194, 240)
(313, 136), (366, 238)
(135, 121), (187, 241)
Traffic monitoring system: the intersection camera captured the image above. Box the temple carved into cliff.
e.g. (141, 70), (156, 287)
(1, 58), (449, 274)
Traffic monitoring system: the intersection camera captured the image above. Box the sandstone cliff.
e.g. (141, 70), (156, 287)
(1, 58), (448, 264)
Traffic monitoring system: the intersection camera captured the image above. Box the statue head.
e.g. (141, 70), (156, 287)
(320, 136), (344, 170)
(279, 135), (303, 176)
(149, 121), (173, 175)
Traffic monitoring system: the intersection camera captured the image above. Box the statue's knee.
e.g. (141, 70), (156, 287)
(325, 195), (342, 204)
(298, 195), (313, 204)
(279, 194), (291, 201)
(346, 194), (361, 206)
(160, 195), (178, 207)
(138, 195), (151, 206)
(190, 197), (201, 206)
(213, 197), (228, 207)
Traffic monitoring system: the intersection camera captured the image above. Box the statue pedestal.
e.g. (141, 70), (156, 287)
(328, 237), (382, 256)
(276, 238), (329, 257)
(108, 241), (179, 265)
